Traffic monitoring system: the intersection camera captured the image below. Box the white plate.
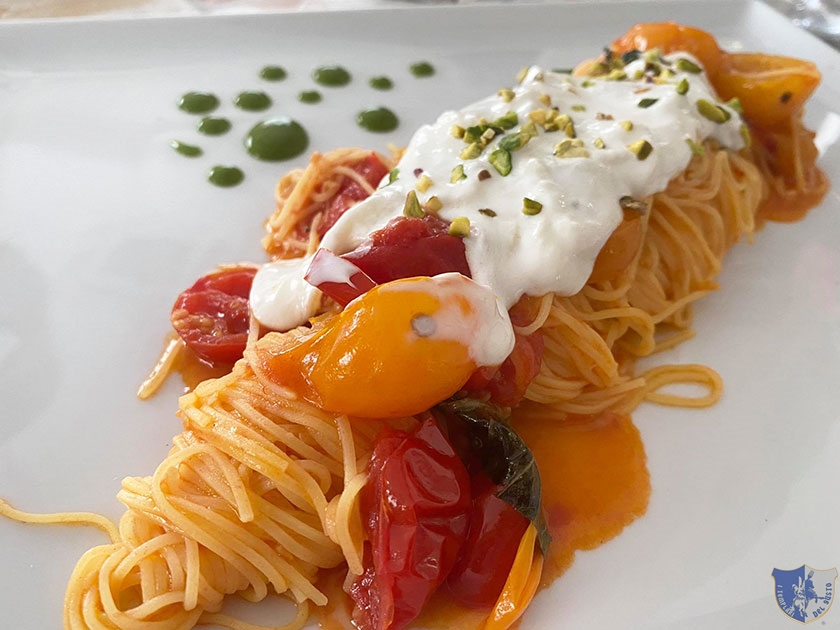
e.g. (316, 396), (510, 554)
(2, 2), (839, 628)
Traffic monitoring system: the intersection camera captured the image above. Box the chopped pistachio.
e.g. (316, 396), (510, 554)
(552, 67), (573, 74)
(552, 113), (575, 138)
(658, 68), (675, 81)
(460, 142), (482, 160)
(403, 190), (424, 218)
(633, 69), (644, 80)
(450, 164), (466, 183)
(627, 138), (653, 160)
(675, 57), (702, 74)
(425, 195), (443, 213)
(696, 99), (731, 123)
(620, 120), (634, 132)
(388, 168), (400, 184)
(521, 120), (538, 138)
(492, 111), (519, 130)
(488, 148), (512, 176)
(480, 127), (496, 145)
(478, 208), (497, 217)
(581, 79), (595, 88)
(740, 124), (751, 149)
(499, 133), (524, 151)
(685, 138), (705, 156)
(596, 112), (614, 120)
(726, 97), (744, 115)
(477, 169), (491, 181)
(415, 174), (433, 193)
(571, 104), (586, 112)
(498, 88), (515, 102)
(643, 48), (662, 64)
(529, 108), (562, 131)
(606, 69), (627, 81)
(675, 78), (689, 95)
(554, 138), (589, 158)
(449, 216), (471, 237)
(450, 125), (465, 139)
(619, 196), (648, 213)
(593, 137), (606, 150)
(539, 93), (552, 106)
(637, 97), (659, 108)
(522, 197), (543, 216)
(463, 125), (484, 144)
(516, 66), (529, 83)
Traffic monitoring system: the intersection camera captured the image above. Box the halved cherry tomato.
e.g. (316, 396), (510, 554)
(446, 479), (530, 608)
(348, 417), (472, 630)
(343, 215), (471, 284)
(170, 267), (257, 365)
(321, 154), (390, 236)
(464, 331), (543, 408)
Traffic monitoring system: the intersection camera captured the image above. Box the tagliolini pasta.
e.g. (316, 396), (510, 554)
(1, 22), (828, 630)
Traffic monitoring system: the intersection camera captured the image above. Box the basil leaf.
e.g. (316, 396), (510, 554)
(433, 398), (551, 554)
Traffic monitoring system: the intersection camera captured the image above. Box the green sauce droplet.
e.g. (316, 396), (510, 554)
(170, 140), (203, 157)
(197, 116), (232, 135)
(356, 107), (399, 133)
(234, 91), (272, 111)
(260, 65), (287, 81)
(208, 165), (244, 187)
(409, 61), (435, 78)
(178, 92), (219, 114)
(312, 65), (351, 87)
(369, 76), (393, 90)
(245, 117), (309, 161)
(298, 90), (322, 104)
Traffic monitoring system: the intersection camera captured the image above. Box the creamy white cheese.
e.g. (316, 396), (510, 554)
(252, 53), (744, 344)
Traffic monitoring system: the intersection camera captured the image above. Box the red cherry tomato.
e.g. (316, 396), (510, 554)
(348, 417), (472, 629)
(320, 154), (390, 236)
(465, 330), (544, 408)
(342, 215), (471, 284)
(446, 480), (531, 608)
(170, 267), (257, 365)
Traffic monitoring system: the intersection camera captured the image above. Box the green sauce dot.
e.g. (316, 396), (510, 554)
(208, 165), (244, 187)
(245, 117), (309, 161)
(260, 65), (287, 81)
(170, 140), (203, 157)
(369, 76), (393, 90)
(356, 107), (399, 133)
(409, 61), (435, 78)
(234, 91), (272, 111)
(298, 90), (322, 104)
(312, 65), (351, 87)
(178, 92), (219, 114)
(197, 116), (232, 136)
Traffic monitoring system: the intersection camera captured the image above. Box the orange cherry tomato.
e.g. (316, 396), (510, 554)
(610, 22), (724, 78)
(256, 274), (502, 418)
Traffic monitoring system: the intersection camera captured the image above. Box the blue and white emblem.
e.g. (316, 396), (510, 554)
(772, 565), (837, 623)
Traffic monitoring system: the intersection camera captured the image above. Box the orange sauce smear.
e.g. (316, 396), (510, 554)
(319, 407), (651, 629)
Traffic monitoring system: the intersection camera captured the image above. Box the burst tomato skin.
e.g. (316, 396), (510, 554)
(348, 417), (472, 630)
(445, 481), (531, 609)
(170, 267), (257, 365)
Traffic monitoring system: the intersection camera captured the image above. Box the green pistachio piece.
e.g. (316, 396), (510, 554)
(696, 99), (731, 123)
(522, 198), (543, 216)
(676, 78), (689, 95)
(627, 138), (653, 160)
(450, 164), (467, 183)
(675, 57), (703, 74)
(488, 148), (512, 176)
(449, 216), (471, 237)
(403, 190), (424, 218)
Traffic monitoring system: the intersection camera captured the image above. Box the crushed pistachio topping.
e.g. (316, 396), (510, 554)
(477, 169), (492, 181)
(448, 216), (471, 237)
(461, 142), (482, 160)
(415, 174), (433, 193)
(425, 195), (443, 213)
(388, 168), (399, 184)
(480, 128), (496, 144)
(450, 125), (465, 139)
(516, 67), (529, 83)
(619, 196), (648, 213)
(488, 148), (512, 176)
(522, 198), (543, 216)
(696, 99), (731, 123)
(620, 120), (634, 131)
(554, 138), (589, 158)
(597, 112), (614, 120)
(493, 111), (519, 130)
(726, 97), (744, 115)
(675, 58), (702, 74)
(593, 137), (606, 150)
(739, 124), (751, 148)
(606, 69), (627, 81)
(539, 93), (552, 106)
(676, 78), (689, 95)
(685, 138), (705, 156)
(627, 138), (653, 160)
(571, 104), (586, 112)
(581, 79), (595, 88)
(478, 208), (497, 217)
(637, 97), (658, 108)
(450, 164), (466, 183)
(403, 190), (424, 217)
(498, 88), (515, 102)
